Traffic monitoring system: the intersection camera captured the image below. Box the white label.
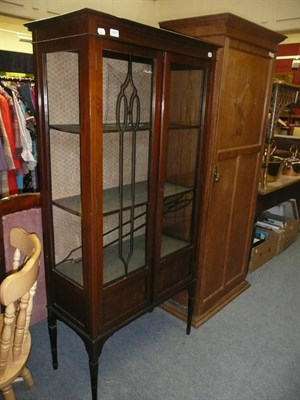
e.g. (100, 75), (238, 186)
(110, 28), (119, 38)
(97, 27), (106, 36)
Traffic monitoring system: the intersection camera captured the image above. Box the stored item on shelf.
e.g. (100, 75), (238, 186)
(267, 159), (282, 181)
(256, 220), (281, 231)
(254, 227), (270, 240)
(280, 126), (294, 135)
(281, 144), (300, 176)
(291, 105), (300, 115)
(261, 211), (288, 228)
(254, 209), (299, 257)
(249, 228), (277, 272)
(282, 160), (300, 176)
(265, 142), (283, 182)
(267, 198), (299, 221)
(293, 127), (300, 136)
(275, 218), (299, 254)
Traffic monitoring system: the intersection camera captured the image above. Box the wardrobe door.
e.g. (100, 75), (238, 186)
(155, 54), (207, 297)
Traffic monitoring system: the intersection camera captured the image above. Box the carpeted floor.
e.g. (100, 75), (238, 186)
(14, 235), (300, 400)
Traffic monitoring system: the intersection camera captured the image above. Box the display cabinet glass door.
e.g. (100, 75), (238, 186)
(46, 50), (83, 286)
(161, 60), (204, 259)
(102, 50), (153, 285)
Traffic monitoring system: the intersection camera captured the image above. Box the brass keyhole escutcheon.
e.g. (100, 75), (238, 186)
(214, 166), (220, 182)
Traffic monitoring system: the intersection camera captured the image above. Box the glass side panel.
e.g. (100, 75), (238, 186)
(161, 63), (204, 258)
(102, 52), (153, 285)
(46, 51), (83, 286)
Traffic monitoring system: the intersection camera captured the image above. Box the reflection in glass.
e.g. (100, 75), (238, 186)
(46, 51), (83, 286)
(161, 64), (204, 258)
(102, 53), (153, 284)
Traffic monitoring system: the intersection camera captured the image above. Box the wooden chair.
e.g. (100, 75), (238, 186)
(0, 227), (42, 400)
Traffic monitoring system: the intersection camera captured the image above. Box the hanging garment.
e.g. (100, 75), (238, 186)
(0, 97), (18, 195)
(17, 84), (36, 116)
(0, 93), (17, 170)
(11, 91), (37, 170)
(1, 86), (23, 165)
(0, 140), (7, 171)
(0, 170), (9, 197)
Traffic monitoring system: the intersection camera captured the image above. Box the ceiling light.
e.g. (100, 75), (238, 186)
(17, 33), (32, 43)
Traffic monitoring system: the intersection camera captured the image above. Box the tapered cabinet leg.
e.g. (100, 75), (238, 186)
(186, 282), (196, 335)
(85, 340), (105, 400)
(89, 358), (99, 400)
(47, 315), (58, 369)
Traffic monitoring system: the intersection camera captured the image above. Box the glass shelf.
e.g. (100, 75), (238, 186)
(52, 181), (192, 216)
(168, 122), (201, 130)
(164, 182), (191, 197)
(50, 123), (151, 134)
(55, 233), (189, 286)
(50, 122), (200, 134)
(52, 195), (81, 216)
(50, 124), (80, 134)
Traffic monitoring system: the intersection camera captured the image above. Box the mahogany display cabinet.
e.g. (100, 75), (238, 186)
(159, 13), (286, 327)
(26, 9), (218, 399)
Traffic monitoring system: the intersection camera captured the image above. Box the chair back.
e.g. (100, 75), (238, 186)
(0, 227), (41, 377)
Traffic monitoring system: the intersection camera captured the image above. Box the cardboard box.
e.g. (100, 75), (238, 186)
(250, 217), (299, 271)
(274, 218), (299, 254)
(249, 230), (277, 272)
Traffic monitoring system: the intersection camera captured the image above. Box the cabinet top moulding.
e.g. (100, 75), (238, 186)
(25, 8), (219, 58)
(159, 12), (286, 51)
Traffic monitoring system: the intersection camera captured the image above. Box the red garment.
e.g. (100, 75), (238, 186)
(0, 94), (18, 194)
(7, 170), (18, 195)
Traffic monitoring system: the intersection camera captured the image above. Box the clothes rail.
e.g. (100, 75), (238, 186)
(0, 75), (34, 82)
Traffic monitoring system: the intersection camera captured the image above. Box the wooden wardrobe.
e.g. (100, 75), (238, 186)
(160, 13), (286, 327)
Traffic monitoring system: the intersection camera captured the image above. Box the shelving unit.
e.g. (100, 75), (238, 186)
(262, 81), (300, 189)
(256, 83), (300, 254)
(278, 114), (300, 128)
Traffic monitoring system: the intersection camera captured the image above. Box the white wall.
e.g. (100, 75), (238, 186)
(1, 0), (300, 31)
(154, 0), (300, 32)
(0, 0), (300, 55)
(0, 0), (156, 26)
(0, 15), (32, 54)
